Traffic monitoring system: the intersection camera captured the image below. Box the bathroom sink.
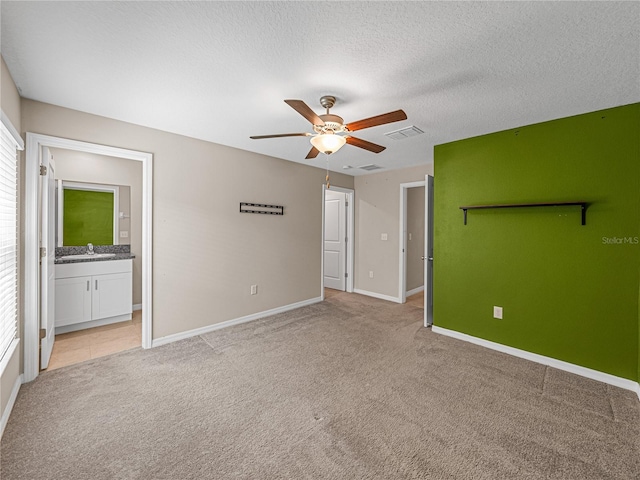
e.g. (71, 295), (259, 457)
(58, 253), (117, 260)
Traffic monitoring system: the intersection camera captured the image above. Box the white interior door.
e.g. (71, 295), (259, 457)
(40, 147), (56, 369)
(324, 190), (346, 291)
(424, 175), (434, 327)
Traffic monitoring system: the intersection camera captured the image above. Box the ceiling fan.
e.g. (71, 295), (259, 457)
(250, 96), (407, 159)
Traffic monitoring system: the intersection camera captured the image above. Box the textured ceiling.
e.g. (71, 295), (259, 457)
(2, 1), (638, 175)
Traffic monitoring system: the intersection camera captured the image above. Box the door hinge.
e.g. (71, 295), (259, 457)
(39, 328), (46, 339)
(39, 165), (47, 176)
(40, 247), (46, 258)
(345, 273), (348, 278)
(345, 201), (349, 207)
(345, 237), (348, 243)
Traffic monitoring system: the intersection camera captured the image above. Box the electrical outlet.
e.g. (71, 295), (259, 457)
(369, 271), (374, 278)
(251, 285), (258, 295)
(120, 231), (129, 238)
(381, 233), (388, 241)
(409, 232), (412, 241)
(493, 306), (503, 319)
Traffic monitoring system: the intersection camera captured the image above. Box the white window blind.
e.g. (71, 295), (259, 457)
(0, 120), (19, 364)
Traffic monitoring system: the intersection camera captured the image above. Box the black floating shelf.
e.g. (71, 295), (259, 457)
(459, 202), (588, 225)
(240, 202), (284, 216)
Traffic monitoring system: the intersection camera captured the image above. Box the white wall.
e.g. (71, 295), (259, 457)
(354, 164), (432, 300)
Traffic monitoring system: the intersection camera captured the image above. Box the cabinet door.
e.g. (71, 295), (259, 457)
(92, 272), (133, 320)
(55, 276), (92, 327)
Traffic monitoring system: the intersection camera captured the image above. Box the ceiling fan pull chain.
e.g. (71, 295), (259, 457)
(326, 158), (330, 189)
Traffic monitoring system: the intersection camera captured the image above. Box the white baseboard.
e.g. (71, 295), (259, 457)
(353, 288), (402, 304)
(1, 374), (22, 439)
(152, 296), (323, 348)
(132, 303), (142, 311)
(432, 326), (640, 400)
(55, 313), (132, 335)
(406, 285), (424, 297)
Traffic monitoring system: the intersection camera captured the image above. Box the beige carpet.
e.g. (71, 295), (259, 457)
(2, 292), (638, 479)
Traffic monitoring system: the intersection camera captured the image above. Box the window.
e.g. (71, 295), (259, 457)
(0, 116), (21, 365)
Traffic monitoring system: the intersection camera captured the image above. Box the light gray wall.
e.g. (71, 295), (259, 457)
(50, 149), (143, 305)
(406, 186), (425, 292)
(354, 164), (432, 299)
(21, 99), (354, 340)
(1, 56), (20, 128)
(0, 56), (22, 425)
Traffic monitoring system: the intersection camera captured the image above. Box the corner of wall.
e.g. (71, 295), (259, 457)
(1, 56), (22, 130)
(354, 164), (433, 300)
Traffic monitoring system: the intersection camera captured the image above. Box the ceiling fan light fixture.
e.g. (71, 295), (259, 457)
(310, 134), (346, 155)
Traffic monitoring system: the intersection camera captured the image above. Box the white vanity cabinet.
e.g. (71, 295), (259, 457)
(55, 259), (132, 333)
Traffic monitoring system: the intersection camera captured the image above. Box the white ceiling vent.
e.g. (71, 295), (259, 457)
(359, 164), (383, 171)
(385, 125), (424, 140)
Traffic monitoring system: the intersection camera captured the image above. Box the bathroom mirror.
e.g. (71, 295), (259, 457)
(56, 180), (131, 246)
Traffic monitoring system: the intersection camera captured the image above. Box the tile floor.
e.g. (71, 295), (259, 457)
(406, 290), (424, 308)
(45, 310), (142, 371)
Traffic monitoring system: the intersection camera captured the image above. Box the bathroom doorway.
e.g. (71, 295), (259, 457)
(24, 133), (153, 382)
(45, 147), (144, 370)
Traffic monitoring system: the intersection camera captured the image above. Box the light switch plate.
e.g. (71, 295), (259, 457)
(493, 306), (503, 319)
(381, 233), (388, 241)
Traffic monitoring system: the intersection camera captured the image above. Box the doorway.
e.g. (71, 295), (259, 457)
(322, 185), (354, 296)
(399, 181), (426, 304)
(399, 177), (434, 325)
(24, 133), (153, 382)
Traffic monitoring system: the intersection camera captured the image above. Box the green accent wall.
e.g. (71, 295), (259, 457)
(63, 189), (114, 246)
(434, 103), (640, 382)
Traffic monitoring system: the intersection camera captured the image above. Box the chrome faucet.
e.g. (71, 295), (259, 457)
(87, 243), (94, 255)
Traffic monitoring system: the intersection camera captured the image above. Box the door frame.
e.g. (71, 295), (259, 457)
(424, 175), (434, 327)
(24, 133), (153, 383)
(321, 185), (354, 298)
(398, 180), (426, 303)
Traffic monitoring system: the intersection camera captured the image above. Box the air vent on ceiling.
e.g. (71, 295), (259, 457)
(359, 164), (383, 171)
(385, 125), (424, 140)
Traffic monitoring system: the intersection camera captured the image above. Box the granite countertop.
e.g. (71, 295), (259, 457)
(55, 253), (135, 265)
(54, 245), (135, 265)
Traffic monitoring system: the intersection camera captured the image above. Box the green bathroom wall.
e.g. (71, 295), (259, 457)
(63, 189), (114, 246)
(434, 103), (640, 382)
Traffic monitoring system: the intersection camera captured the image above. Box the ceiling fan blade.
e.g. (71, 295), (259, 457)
(284, 99), (325, 125)
(305, 146), (320, 159)
(346, 136), (386, 153)
(346, 110), (407, 132)
(250, 133), (312, 139)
